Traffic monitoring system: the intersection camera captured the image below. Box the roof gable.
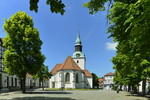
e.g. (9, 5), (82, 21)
(61, 56), (82, 70)
(105, 72), (115, 76)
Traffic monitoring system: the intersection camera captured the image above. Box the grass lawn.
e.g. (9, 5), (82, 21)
(47, 88), (100, 91)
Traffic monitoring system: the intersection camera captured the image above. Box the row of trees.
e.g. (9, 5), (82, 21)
(3, 0), (149, 94)
(84, 0), (150, 95)
(2, 11), (51, 93)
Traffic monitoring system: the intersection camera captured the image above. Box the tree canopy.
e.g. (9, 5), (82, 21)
(29, 0), (65, 15)
(84, 0), (150, 95)
(91, 73), (99, 88)
(34, 64), (51, 90)
(3, 11), (45, 93)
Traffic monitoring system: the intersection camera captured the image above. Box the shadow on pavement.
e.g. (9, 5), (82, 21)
(25, 91), (72, 94)
(11, 96), (75, 100)
(126, 94), (150, 100)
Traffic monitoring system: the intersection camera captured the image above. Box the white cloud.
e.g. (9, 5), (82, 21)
(106, 42), (118, 51)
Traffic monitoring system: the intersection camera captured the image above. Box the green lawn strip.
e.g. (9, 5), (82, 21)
(47, 88), (99, 91)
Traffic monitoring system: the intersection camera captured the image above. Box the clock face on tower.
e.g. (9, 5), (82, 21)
(76, 53), (80, 57)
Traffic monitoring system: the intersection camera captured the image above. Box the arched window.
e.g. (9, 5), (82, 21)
(65, 73), (70, 82)
(76, 73), (79, 83)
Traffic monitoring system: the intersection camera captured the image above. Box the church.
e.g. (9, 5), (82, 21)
(49, 33), (93, 89)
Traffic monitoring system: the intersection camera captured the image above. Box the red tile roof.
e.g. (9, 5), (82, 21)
(50, 56), (82, 74)
(61, 56), (82, 70)
(51, 63), (63, 74)
(105, 72), (115, 76)
(98, 78), (104, 82)
(83, 70), (92, 77)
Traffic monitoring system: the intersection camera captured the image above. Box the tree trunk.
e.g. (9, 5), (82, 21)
(20, 79), (23, 89)
(42, 79), (44, 90)
(133, 86), (137, 94)
(142, 79), (146, 96)
(120, 85), (122, 91)
(128, 84), (131, 92)
(39, 81), (41, 88)
(22, 75), (26, 93)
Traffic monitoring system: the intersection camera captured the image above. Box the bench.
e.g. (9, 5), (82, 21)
(0, 88), (9, 95)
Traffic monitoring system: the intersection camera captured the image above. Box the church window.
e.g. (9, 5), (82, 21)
(65, 73), (70, 82)
(76, 73), (79, 83)
(77, 60), (79, 63)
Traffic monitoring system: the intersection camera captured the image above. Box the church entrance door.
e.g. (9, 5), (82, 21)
(52, 82), (55, 88)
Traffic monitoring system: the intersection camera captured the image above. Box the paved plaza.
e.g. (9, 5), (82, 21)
(0, 89), (150, 100)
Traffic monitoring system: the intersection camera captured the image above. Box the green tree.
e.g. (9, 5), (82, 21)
(29, 0), (65, 15)
(34, 65), (51, 90)
(84, 0), (150, 95)
(91, 73), (99, 88)
(2, 11), (45, 93)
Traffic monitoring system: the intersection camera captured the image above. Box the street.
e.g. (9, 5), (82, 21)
(0, 89), (150, 100)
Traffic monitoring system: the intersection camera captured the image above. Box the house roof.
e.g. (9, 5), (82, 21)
(61, 56), (82, 70)
(83, 70), (92, 77)
(98, 78), (104, 82)
(105, 72), (115, 76)
(50, 56), (82, 74)
(51, 63), (63, 74)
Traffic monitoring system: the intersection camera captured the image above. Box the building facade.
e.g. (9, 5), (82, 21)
(0, 38), (49, 89)
(0, 38), (5, 89)
(98, 78), (104, 88)
(49, 33), (93, 89)
(103, 72), (115, 90)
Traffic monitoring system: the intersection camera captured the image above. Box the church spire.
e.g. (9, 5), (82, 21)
(75, 32), (82, 46)
(75, 32), (82, 52)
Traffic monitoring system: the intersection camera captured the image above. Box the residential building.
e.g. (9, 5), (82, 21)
(138, 79), (150, 94)
(103, 72), (115, 90)
(0, 38), (49, 89)
(0, 38), (4, 89)
(98, 78), (104, 88)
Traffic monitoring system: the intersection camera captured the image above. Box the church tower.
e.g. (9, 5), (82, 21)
(72, 33), (86, 70)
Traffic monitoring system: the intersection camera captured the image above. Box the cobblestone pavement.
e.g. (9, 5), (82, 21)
(0, 89), (150, 100)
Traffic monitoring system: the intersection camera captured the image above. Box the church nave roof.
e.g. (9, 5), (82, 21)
(50, 56), (82, 74)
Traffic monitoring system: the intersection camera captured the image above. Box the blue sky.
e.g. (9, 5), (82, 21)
(0, 0), (117, 77)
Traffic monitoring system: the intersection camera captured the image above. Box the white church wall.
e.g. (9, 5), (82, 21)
(80, 72), (85, 88)
(49, 64), (93, 89)
(84, 76), (92, 89)
(49, 74), (55, 88)
(54, 73), (59, 88)
(55, 72), (61, 88)
(74, 71), (84, 89)
(87, 77), (93, 89)
(63, 70), (75, 89)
